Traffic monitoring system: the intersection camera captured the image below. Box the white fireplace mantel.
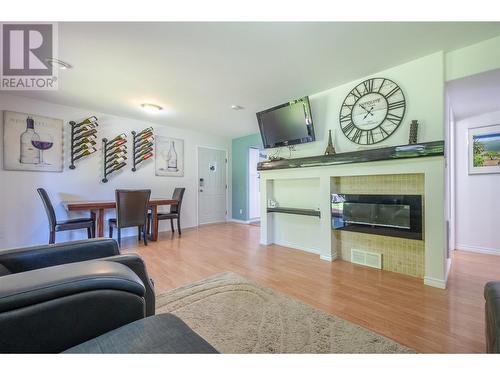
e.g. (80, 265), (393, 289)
(259, 155), (447, 289)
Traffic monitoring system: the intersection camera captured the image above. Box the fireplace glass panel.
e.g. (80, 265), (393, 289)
(331, 194), (422, 240)
(343, 202), (410, 229)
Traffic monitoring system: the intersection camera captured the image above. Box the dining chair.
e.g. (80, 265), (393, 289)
(109, 189), (151, 247)
(148, 188), (185, 236)
(37, 188), (95, 244)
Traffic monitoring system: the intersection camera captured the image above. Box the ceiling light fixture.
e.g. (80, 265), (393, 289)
(45, 57), (73, 70)
(141, 103), (163, 114)
(231, 105), (244, 110)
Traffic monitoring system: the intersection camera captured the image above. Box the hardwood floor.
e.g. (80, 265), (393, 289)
(120, 222), (500, 353)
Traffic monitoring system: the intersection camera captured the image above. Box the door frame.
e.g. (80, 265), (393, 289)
(248, 146), (261, 222)
(196, 145), (229, 226)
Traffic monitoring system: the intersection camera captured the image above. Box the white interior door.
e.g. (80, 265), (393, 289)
(248, 147), (261, 220)
(198, 147), (227, 225)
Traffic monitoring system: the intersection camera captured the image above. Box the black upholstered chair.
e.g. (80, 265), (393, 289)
(37, 188), (95, 244)
(0, 239), (160, 353)
(109, 189), (151, 247)
(149, 188), (185, 236)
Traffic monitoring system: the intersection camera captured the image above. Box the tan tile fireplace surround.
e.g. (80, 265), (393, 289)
(333, 174), (425, 278)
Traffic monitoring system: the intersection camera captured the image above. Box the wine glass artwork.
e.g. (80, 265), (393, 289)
(31, 131), (54, 165)
(155, 136), (184, 177)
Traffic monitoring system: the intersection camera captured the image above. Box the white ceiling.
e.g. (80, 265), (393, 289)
(15, 22), (500, 138)
(447, 68), (500, 120)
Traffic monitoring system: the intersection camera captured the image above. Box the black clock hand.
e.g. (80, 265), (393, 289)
(363, 106), (375, 119)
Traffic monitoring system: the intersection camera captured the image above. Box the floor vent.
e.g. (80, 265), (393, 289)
(350, 249), (382, 269)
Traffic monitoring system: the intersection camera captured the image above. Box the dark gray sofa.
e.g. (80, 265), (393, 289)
(485, 281), (500, 353)
(0, 239), (217, 354)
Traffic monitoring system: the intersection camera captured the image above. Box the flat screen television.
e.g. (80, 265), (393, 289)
(256, 96), (315, 149)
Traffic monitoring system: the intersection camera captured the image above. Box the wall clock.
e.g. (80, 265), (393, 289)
(339, 78), (406, 145)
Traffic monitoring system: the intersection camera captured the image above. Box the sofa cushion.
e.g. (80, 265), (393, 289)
(0, 264), (11, 277)
(64, 313), (218, 354)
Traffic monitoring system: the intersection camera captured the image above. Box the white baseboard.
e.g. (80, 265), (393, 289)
(455, 243), (500, 255)
(320, 254), (332, 262)
(229, 219), (251, 224)
(424, 276), (447, 289)
(273, 240), (320, 255)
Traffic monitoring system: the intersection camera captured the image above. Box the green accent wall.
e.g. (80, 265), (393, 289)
(231, 133), (262, 221)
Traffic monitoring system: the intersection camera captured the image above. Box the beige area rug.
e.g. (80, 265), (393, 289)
(155, 272), (415, 353)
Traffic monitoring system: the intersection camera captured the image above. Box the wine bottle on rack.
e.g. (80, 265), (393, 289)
(137, 126), (153, 135)
(107, 153), (127, 163)
(75, 116), (98, 127)
(106, 157), (127, 169)
(73, 137), (96, 149)
(74, 124), (97, 135)
(136, 152), (153, 164)
(73, 142), (96, 155)
(106, 146), (127, 157)
(74, 148), (97, 161)
(135, 142), (153, 154)
(135, 132), (153, 142)
(135, 137), (154, 148)
(74, 129), (97, 142)
(106, 161), (127, 175)
(108, 133), (126, 144)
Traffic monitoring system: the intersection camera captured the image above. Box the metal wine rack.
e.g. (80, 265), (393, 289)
(68, 116), (99, 169)
(102, 134), (127, 183)
(131, 127), (154, 172)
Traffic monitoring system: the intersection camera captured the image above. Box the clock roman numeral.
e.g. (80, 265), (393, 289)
(379, 125), (390, 137)
(366, 130), (375, 145)
(386, 113), (403, 125)
(377, 79), (386, 93)
(342, 122), (356, 135)
(340, 113), (351, 123)
(351, 129), (363, 143)
(363, 79), (374, 94)
(385, 86), (400, 99)
(388, 100), (405, 110)
(350, 88), (363, 100)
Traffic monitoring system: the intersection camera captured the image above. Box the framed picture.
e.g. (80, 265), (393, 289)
(468, 124), (500, 175)
(3, 111), (63, 172)
(155, 136), (184, 177)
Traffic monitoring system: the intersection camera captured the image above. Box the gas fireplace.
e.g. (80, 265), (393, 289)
(331, 194), (423, 240)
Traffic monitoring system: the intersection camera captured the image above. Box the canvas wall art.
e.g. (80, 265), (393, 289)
(155, 135), (184, 177)
(469, 124), (500, 175)
(3, 111), (63, 172)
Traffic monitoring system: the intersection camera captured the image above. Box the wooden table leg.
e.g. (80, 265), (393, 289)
(150, 205), (158, 241)
(97, 208), (105, 237)
(90, 210), (97, 237)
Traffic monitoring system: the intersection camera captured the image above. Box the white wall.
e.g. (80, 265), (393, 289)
(454, 110), (500, 254)
(445, 35), (500, 82)
(264, 52), (445, 159)
(0, 93), (231, 249)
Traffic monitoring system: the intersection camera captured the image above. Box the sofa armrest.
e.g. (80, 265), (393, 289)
(0, 238), (120, 273)
(100, 254), (155, 316)
(0, 261), (146, 353)
(485, 281), (500, 353)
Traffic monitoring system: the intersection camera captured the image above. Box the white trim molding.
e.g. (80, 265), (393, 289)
(445, 257), (452, 283)
(320, 254), (332, 262)
(424, 276), (447, 289)
(273, 240), (320, 255)
(455, 243), (500, 255)
(229, 219), (251, 225)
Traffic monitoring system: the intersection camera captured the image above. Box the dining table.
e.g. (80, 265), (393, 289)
(62, 198), (178, 241)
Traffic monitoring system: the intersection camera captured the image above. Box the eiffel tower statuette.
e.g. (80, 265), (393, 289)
(324, 129), (336, 155)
